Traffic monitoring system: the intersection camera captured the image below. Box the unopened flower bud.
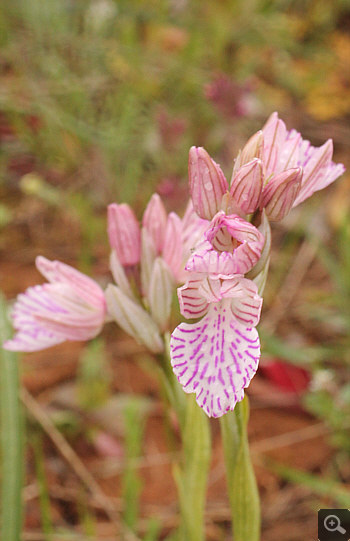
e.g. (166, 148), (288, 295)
(110, 250), (134, 299)
(107, 203), (140, 266)
(230, 158), (264, 214)
(233, 130), (264, 175)
(189, 146), (228, 220)
(261, 167), (303, 222)
(140, 228), (156, 296)
(162, 212), (183, 280)
(142, 194), (168, 255)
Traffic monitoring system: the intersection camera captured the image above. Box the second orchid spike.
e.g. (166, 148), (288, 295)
(189, 146), (228, 221)
(107, 203), (141, 266)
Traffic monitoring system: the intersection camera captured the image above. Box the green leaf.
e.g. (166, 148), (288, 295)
(0, 293), (24, 541)
(220, 397), (261, 541)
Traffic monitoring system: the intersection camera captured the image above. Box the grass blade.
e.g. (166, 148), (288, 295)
(0, 293), (24, 541)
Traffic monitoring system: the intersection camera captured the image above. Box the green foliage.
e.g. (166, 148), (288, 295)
(122, 398), (147, 531)
(0, 293), (24, 541)
(77, 339), (113, 411)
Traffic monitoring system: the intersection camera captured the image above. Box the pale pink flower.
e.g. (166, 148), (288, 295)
(142, 194), (168, 255)
(107, 203), (141, 266)
(262, 112), (345, 208)
(189, 115), (345, 224)
(3, 257), (106, 352)
(186, 211), (264, 276)
(171, 274), (262, 418)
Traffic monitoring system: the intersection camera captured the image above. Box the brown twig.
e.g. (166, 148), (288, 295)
(20, 387), (140, 541)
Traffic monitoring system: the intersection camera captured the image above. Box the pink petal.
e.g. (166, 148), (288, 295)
(107, 203), (141, 266)
(261, 167), (303, 221)
(162, 212), (183, 280)
(262, 112), (288, 177)
(293, 140), (342, 206)
(35, 256), (106, 310)
(178, 275), (209, 319)
(205, 212), (265, 275)
(170, 303), (260, 418)
(230, 158), (263, 214)
(189, 146), (228, 220)
(3, 328), (65, 352)
(220, 277), (262, 327)
(185, 240), (238, 276)
(142, 194), (168, 255)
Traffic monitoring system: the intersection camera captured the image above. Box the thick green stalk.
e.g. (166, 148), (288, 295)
(0, 293), (24, 541)
(220, 396), (260, 541)
(159, 336), (211, 541)
(173, 394), (211, 541)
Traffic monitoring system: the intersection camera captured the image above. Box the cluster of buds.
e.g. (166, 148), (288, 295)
(4, 194), (206, 355)
(3, 112), (345, 419)
(170, 112), (345, 417)
(106, 194), (205, 352)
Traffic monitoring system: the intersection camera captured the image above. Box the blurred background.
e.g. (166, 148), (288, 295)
(0, 0), (350, 540)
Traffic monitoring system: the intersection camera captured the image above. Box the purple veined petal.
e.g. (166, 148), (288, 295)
(205, 212), (265, 275)
(162, 212), (183, 281)
(220, 277), (263, 327)
(261, 167), (303, 222)
(170, 302), (260, 418)
(3, 327), (65, 352)
(198, 276), (222, 303)
(293, 140), (344, 207)
(3, 280), (106, 352)
(35, 256), (106, 311)
(107, 203), (141, 266)
(262, 112), (288, 177)
(189, 146), (229, 221)
(185, 239), (238, 276)
(142, 194), (168, 255)
(230, 158), (264, 214)
(276, 130), (302, 174)
(178, 274), (209, 319)
(232, 130), (264, 178)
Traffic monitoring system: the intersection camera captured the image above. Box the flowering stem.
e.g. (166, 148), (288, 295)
(173, 394), (211, 541)
(220, 396), (260, 541)
(158, 335), (211, 541)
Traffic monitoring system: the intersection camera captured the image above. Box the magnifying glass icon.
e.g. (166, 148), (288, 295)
(324, 515), (346, 534)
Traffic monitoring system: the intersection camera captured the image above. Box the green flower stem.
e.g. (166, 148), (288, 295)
(158, 335), (211, 541)
(220, 396), (260, 541)
(0, 293), (24, 541)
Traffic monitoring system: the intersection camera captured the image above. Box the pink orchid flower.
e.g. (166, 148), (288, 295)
(185, 211), (265, 276)
(171, 274), (262, 418)
(3, 257), (107, 352)
(189, 114), (345, 223)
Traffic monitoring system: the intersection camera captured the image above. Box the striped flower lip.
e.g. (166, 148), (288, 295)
(170, 302), (261, 418)
(171, 273), (262, 417)
(3, 257), (107, 352)
(185, 211), (264, 276)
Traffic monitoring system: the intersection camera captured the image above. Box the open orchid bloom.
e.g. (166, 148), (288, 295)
(186, 211), (264, 276)
(261, 112), (345, 208)
(189, 114), (345, 223)
(3, 257), (107, 352)
(171, 274), (262, 417)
